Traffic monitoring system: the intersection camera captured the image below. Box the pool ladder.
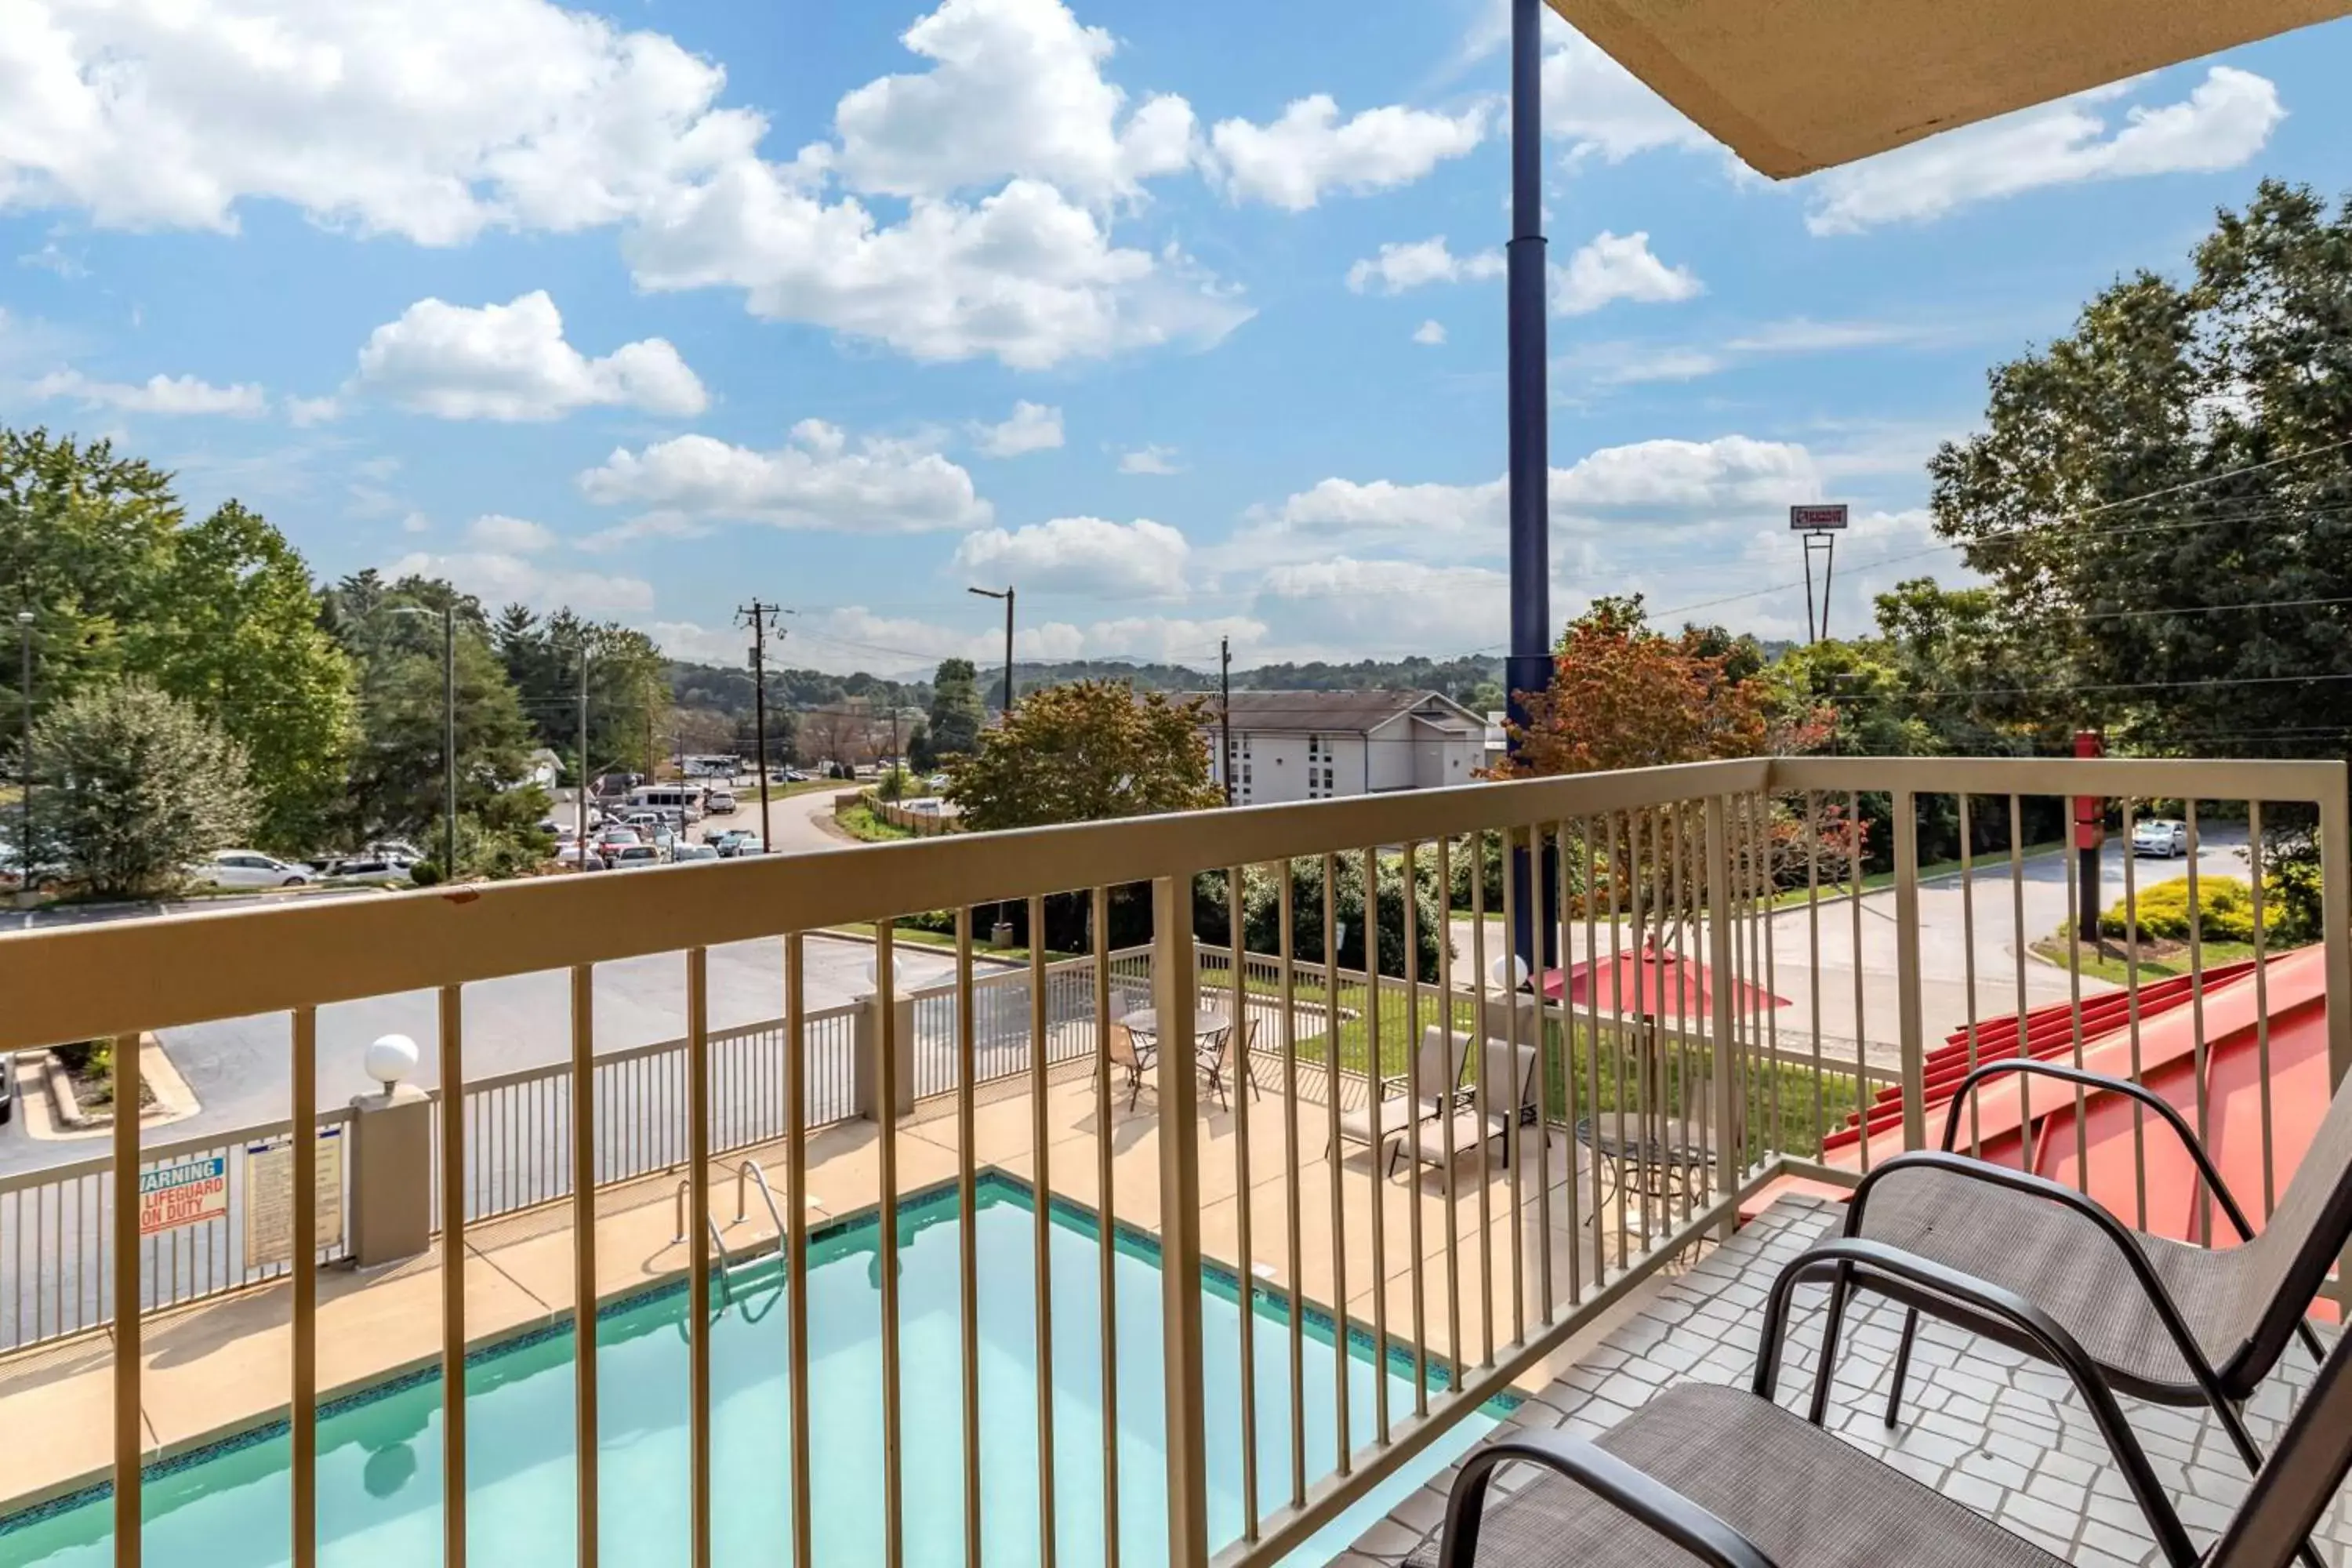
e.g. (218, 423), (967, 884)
(672, 1160), (790, 1319)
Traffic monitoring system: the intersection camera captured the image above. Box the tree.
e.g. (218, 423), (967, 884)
(1491, 597), (1826, 779)
(944, 681), (1224, 832)
(34, 681), (258, 898)
(1928, 180), (2352, 763)
(927, 658), (986, 757)
(906, 720), (936, 773)
(3, 431), (355, 852)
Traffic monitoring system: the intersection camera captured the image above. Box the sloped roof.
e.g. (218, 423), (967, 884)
(1546, 0), (2351, 179)
(1196, 690), (1471, 735)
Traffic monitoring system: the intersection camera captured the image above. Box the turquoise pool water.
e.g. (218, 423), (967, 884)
(1, 1173), (1503, 1566)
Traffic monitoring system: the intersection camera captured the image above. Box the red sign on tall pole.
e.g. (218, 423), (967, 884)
(2072, 730), (2103, 848)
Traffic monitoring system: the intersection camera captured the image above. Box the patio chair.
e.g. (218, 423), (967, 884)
(1813, 1055), (2352, 1568)
(1430, 1236), (2352, 1568)
(1198, 1015), (1260, 1111)
(1397, 1040), (1544, 1178)
(1331, 1025), (1475, 1178)
(1106, 1022), (1150, 1112)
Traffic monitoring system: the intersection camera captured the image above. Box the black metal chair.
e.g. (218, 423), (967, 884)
(1432, 1236), (2352, 1568)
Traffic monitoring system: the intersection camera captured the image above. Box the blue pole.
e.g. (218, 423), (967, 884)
(1507, 0), (1556, 977)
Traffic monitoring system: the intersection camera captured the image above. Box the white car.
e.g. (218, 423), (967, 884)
(193, 850), (310, 889)
(670, 842), (722, 863)
(2132, 818), (2190, 858)
(706, 790), (737, 815)
(608, 844), (664, 870)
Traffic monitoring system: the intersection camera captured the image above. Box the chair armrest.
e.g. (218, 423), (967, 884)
(1755, 1237), (2201, 1568)
(1438, 1427), (1779, 1568)
(1942, 1058), (2259, 1243)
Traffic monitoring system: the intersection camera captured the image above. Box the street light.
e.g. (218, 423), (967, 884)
(967, 585), (1015, 718)
(389, 605), (459, 880)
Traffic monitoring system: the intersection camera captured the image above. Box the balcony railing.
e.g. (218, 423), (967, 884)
(0, 754), (2344, 1567)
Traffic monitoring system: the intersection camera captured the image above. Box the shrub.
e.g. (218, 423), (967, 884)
(51, 1040), (112, 1077)
(2099, 876), (2258, 943)
(34, 680), (260, 898)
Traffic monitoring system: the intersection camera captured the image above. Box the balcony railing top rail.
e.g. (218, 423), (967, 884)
(4, 754), (2344, 1054)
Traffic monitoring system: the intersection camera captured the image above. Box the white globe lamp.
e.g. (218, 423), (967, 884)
(365, 1033), (420, 1093)
(1491, 953), (1530, 993)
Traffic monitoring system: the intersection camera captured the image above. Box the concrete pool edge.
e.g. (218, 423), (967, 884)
(1, 1166), (1511, 1535)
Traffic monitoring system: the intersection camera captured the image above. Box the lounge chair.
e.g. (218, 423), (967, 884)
(1814, 1058), (2352, 1566)
(1430, 1236), (2352, 1568)
(1396, 1040), (1544, 1177)
(1332, 1025), (1475, 1178)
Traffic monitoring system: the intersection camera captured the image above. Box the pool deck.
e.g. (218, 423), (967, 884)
(0, 1051), (1621, 1519)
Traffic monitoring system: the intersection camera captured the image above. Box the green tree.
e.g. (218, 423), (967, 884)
(1929, 180), (2352, 761)
(906, 720), (936, 773)
(927, 657), (986, 757)
(943, 681), (1223, 832)
(35, 681), (258, 898)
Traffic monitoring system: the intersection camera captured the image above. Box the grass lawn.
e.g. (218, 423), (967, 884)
(2028, 928), (2263, 986)
(834, 800), (914, 844)
(1766, 838), (2070, 909)
(842, 920), (1083, 964)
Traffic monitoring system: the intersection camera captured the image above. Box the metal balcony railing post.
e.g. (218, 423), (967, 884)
(1152, 875), (1210, 1564)
(1893, 789), (1928, 1151)
(1705, 797), (1740, 1237)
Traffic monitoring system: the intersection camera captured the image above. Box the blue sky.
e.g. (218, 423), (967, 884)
(1, 0), (2344, 674)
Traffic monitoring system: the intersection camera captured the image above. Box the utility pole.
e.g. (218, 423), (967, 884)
(1505, 0), (1555, 976)
(739, 601), (782, 854)
(1220, 636), (1234, 807)
(15, 609), (32, 885)
(968, 585), (1015, 717)
(575, 644), (591, 866)
(442, 608), (457, 880)
(2074, 730), (2104, 940)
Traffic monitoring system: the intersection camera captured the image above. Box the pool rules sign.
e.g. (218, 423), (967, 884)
(243, 1127), (347, 1269)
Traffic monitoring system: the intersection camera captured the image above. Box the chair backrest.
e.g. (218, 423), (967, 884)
(1409, 1025), (1473, 1098)
(2233, 1064), (2352, 1377)
(1474, 1040), (1541, 1118)
(2209, 1324), (2352, 1568)
(1108, 1023), (1142, 1069)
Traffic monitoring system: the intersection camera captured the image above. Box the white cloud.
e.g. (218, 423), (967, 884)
(387, 550), (653, 612)
(1255, 558), (1506, 659)
(952, 516), (1189, 599)
(1806, 67), (2284, 235)
(1551, 231), (1701, 316)
(628, 175), (1250, 370)
(466, 514), (559, 553)
(974, 400), (1064, 458)
(1118, 444), (1181, 476)
(286, 395), (344, 426)
(1345, 237), (1503, 296)
(1564, 318), (1946, 386)
(355, 292), (707, 421)
(829, 0), (1196, 201)
(578, 419), (993, 540)
(0, 0), (1248, 373)
(1414, 320), (1447, 347)
(0, 0), (762, 243)
(1555, 437), (1817, 509)
(31, 368), (265, 416)
(1209, 96), (1489, 211)
(400, 512), (433, 535)
(1541, 33), (1716, 163)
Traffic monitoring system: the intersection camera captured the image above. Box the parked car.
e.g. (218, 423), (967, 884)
(713, 830), (764, 858)
(368, 840), (428, 866)
(926, 774), (951, 792)
(597, 826), (641, 848)
(0, 1052), (14, 1123)
(0, 840), (65, 895)
(191, 850), (310, 890)
(707, 790), (737, 814)
(783, 768), (811, 783)
(2132, 818), (2190, 858)
(608, 844), (663, 870)
(670, 842), (721, 863)
(554, 844), (606, 873)
(317, 856), (415, 886)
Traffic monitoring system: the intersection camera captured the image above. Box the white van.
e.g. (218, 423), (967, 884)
(627, 785), (702, 822)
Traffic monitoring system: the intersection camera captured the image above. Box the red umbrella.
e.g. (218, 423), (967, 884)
(1541, 946), (1789, 1020)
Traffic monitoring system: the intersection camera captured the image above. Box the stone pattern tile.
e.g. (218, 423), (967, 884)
(1331, 1196), (2352, 1568)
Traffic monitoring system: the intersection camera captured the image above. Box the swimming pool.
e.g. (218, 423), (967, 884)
(1, 1172), (1505, 1565)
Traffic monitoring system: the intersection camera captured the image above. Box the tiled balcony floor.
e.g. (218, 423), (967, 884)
(1334, 1196), (2352, 1568)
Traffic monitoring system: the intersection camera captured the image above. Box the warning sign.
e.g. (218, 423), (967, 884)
(243, 1128), (346, 1270)
(139, 1156), (230, 1236)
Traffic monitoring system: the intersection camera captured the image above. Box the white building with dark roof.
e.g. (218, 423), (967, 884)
(1197, 690), (1488, 804)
